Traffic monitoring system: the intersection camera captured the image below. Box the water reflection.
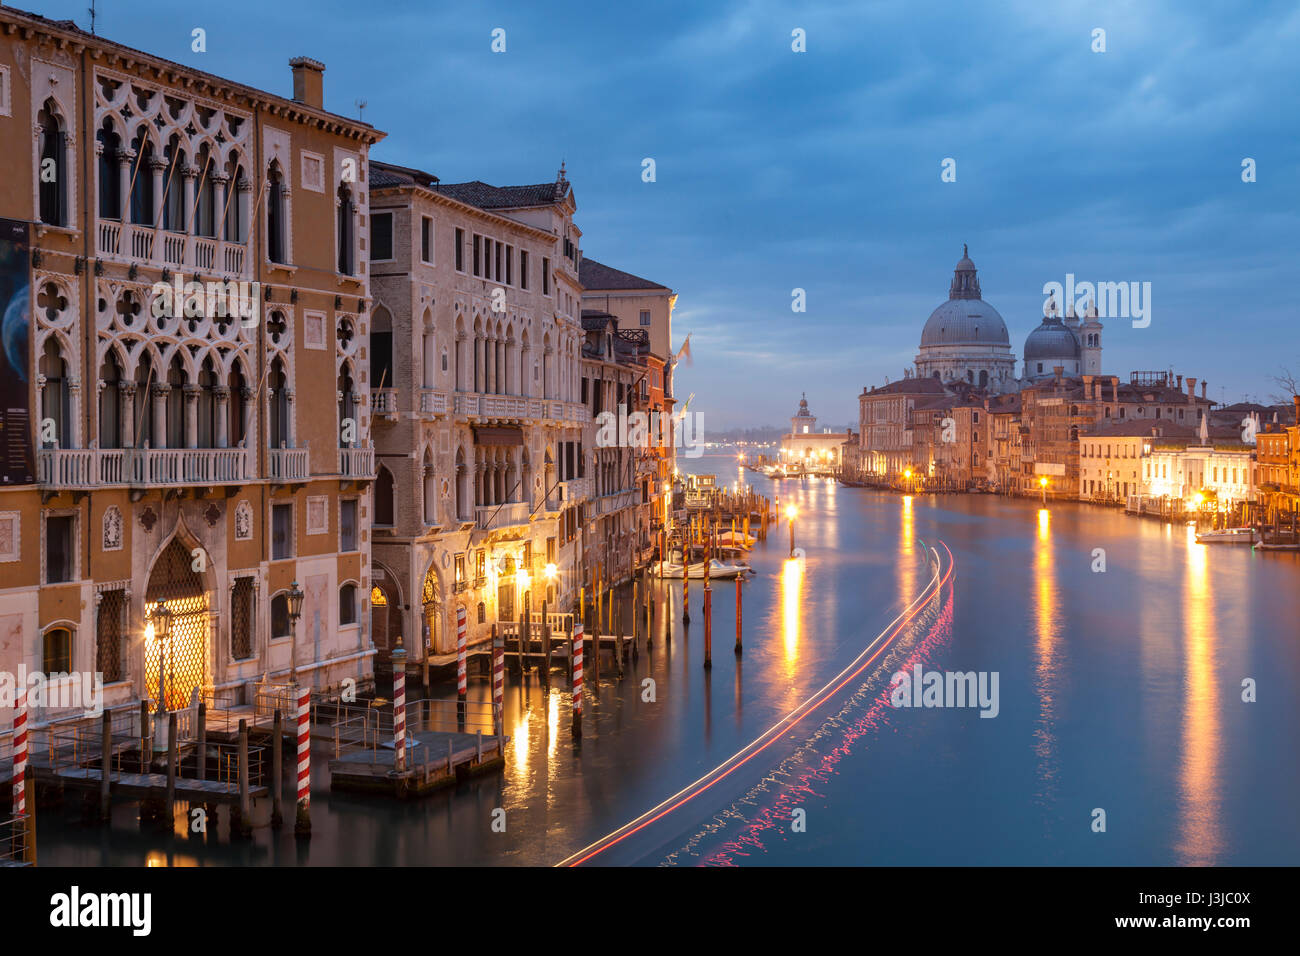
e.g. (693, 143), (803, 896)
(900, 496), (915, 607)
(1176, 528), (1222, 865)
(1032, 507), (1060, 807)
(781, 557), (802, 673)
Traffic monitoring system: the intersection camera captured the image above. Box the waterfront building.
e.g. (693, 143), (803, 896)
(365, 160), (589, 666)
(984, 392), (1024, 493)
(581, 311), (649, 587)
(1020, 370), (1213, 497)
(1143, 414), (1256, 512)
(856, 377), (946, 478)
(0, 7), (384, 727)
(780, 394), (851, 472)
(579, 258), (677, 549)
(1256, 421), (1291, 521)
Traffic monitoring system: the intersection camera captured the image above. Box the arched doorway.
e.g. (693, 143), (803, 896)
(370, 564), (400, 664)
(144, 536), (210, 710)
(496, 554), (516, 627)
(421, 564), (445, 654)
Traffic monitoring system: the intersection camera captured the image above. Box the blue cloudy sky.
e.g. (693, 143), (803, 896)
(31, 0), (1300, 428)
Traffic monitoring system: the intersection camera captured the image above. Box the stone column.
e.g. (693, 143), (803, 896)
(284, 387), (296, 448)
(181, 164), (197, 233)
(236, 177), (252, 246)
(119, 381), (136, 449)
(149, 157), (167, 228)
(117, 149), (133, 222)
(152, 383), (170, 450)
(214, 385), (230, 448)
(211, 173), (229, 241)
(183, 385), (200, 449)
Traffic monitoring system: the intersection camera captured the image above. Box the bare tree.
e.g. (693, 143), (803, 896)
(1271, 365), (1299, 423)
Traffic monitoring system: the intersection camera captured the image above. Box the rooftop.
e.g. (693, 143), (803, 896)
(579, 257), (670, 292)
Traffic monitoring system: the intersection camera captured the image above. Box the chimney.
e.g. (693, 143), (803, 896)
(1185, 377), (1197, 401)
(1294, 395), (1299, 426)
(1053, 365), (1064, 384)
(1201, 380), (1207, 400)
(1111, 376), (1119, 403)
(290, 57), (326, 110)
(1176, 374), (1183, 390)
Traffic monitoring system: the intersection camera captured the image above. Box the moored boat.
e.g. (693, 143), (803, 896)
(653, 558), (751, 579)
(1194, 527), (1256, 545)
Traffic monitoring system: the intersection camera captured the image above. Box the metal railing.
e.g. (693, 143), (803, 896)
(331, 698), (497, 761)
(0, 813), (32, 865)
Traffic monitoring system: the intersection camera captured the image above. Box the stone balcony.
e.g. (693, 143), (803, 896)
(337, 446), (375, 480)
(418, 389), (449, 417)
(544, 477), (592, 514)
(96, 220), (249, 277)
(38, 445), (251, 489)
(452, 391), (591, 427)
(475, 501), (531, 531)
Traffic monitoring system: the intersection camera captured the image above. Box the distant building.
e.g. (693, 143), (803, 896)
(780, 394), (851, 471)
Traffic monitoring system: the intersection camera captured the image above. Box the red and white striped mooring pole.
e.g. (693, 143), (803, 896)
(294, 683), (311, 838)
(492, 625), (504, 737)
(12, 685), (27, 816)
(456, 606), (468, 699)
(392, 638), (407, 773)
(571, 622), (584, 738)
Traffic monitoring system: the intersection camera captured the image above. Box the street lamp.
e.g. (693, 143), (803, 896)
(287, 580), (304, 684)
(1039, 476), (1048, 505)
(147, 599), (172, 714)
(785, 504), (798, 557)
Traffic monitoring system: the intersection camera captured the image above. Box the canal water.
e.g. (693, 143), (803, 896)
(36, 454), (1300, 866)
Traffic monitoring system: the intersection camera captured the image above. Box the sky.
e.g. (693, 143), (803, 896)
(28, 0), (1300, 428)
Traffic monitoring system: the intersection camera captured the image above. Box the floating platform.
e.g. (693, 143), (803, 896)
(328, 729), (506, 798)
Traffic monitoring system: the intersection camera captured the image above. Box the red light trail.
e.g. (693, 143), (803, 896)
(557, 541), (955, 867)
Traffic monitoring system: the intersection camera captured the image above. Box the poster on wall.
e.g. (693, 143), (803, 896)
(0, 218), (33, 485)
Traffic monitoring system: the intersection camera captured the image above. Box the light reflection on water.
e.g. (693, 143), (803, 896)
(1177, 527), (1221, 865)
(1033, 507), (1060, 809)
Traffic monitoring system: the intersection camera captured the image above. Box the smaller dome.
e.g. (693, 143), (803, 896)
(1023, 317), (1081, 363)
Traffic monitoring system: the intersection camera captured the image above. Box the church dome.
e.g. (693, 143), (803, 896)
(1023, 316), (1081, 363)
(920, 298), (1011, 347)
(918, 247), (1010, 348)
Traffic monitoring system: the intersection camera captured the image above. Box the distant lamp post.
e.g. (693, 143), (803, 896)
(287, 580), (305, 684)
(148, 599), (172, 714)
(903, 468), (913, 494)
(785, 504), (798, 557)
(1039, 476), (1049, 505)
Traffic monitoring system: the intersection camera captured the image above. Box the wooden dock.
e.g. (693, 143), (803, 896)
(45, 767), (267, 804)
(329, 729), (505, 798)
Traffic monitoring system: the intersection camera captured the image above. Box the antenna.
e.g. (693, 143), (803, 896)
(355, 99), (368, 121)
(88, 0), (97, 34)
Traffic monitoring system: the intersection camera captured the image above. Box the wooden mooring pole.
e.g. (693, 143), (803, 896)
(165, 712), (178, 828)
(735, 576), (743, 656)
(271, 709), (284, 828)
(703, 584), (713, 669)
(236, 718), (251, 837)
(99, 708), (112, 822)
(196, 700), (207, 781)
(542, 599), (552, 685)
